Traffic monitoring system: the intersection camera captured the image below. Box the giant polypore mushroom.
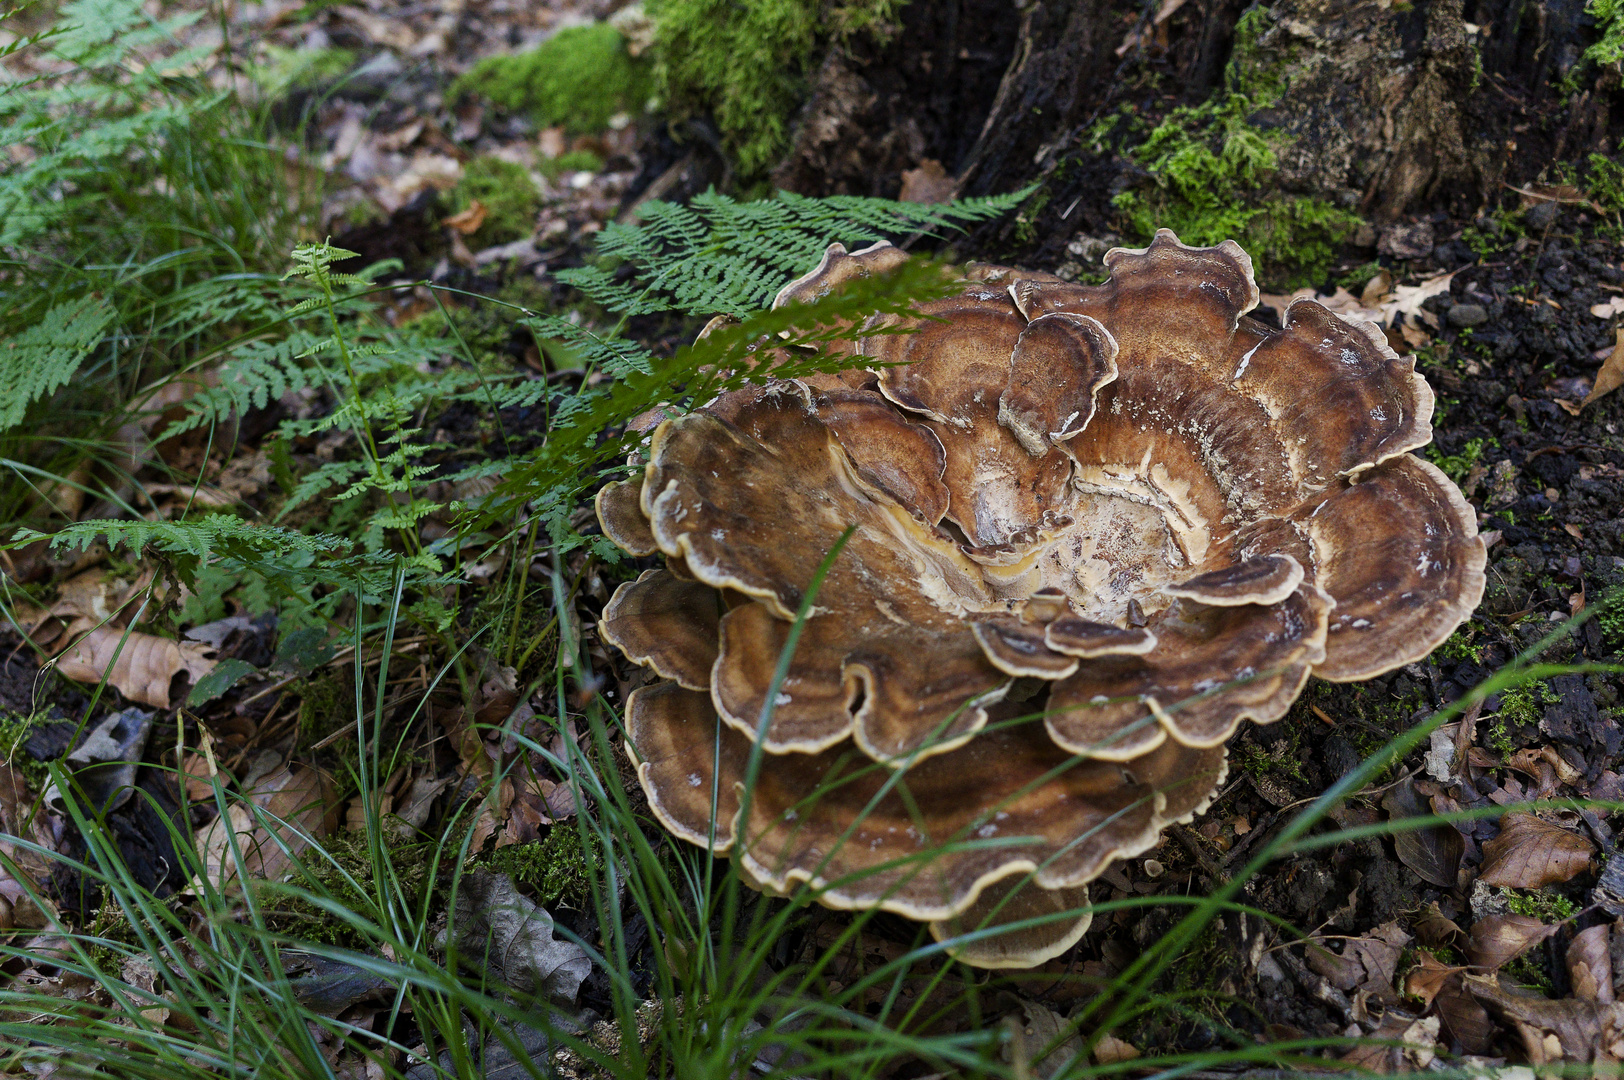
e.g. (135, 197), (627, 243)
(597, 230), (1487, 969)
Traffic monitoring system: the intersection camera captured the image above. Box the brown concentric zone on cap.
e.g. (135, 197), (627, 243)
(626, 681), (1227, 928)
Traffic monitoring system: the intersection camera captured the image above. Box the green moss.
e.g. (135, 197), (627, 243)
(1501, 887), (1578, 922)
(1425, 437), (1485, 485)
(537, 149), (604, 181)
(1108, 7), (1362, 288)
(1111, 95), (1359, 289)
(1462, 207), (1528, 258)
(1499, 680), (1558, 729)
(448, 157), (541, 245)
(1337, 260), (1385, 291)
(454, 23), (651, 134)
(650, 0), (904, 177)
(1434, 625), (1484, 664)
(1226, 6), (1289, 101)
(296, 671), (349, 752)
(0, 710), (54, 789)
(262, 830), (434, 949)
(478, 826), (596, 908)
(1599, 584), (1624, 648)
(1586, 0), (1624, 67)
(1502, 952), (1554, 992)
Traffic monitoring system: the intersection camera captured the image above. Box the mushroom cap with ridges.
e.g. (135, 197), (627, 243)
(599, 568), (721, 691)
(599, 227), (1484, 970)
(626, 681), (1228, 923)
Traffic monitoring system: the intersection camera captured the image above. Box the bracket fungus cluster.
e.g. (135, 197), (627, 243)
(596, 230), (1487, 969)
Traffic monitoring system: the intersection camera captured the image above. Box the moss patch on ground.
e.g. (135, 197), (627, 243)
(447, 156), (541, 245)
(454, 23), (651, 134)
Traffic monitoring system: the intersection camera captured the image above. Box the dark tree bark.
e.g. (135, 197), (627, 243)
(770, 0), (1622, 266)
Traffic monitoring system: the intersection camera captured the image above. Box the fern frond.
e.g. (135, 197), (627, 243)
(0, 295), (117, 433)
(156, 333), (324, 440)
(8, 514), (417, 598)
(558, 186), (1031, 318)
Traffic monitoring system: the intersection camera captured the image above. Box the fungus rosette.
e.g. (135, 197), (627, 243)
(597, 229), (1486, 968)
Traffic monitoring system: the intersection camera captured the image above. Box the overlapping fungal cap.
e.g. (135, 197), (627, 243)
(599, 232), (1487, 969)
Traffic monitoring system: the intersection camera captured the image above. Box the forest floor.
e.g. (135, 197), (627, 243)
(4, 0), (1624, 1073)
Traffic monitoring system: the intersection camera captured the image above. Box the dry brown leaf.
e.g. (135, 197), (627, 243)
(1382, 777), (1463, 888)
(1403, 949), (1458, 1006)
(1361, 269), (1395, 307)
(1583, 329), (1624, 409)
(1467, 913), (1560, 970)
(1568, 924), (1614, 1003)
(1091, 1033), (1140, 1066)
(139, 482), (237, 511)
(1399, 321), (1431, 350)
(999, 998), (1084, 1078)
(0, 764), (59, 921)
(195, 763), (336, 885)
(1479, 812), (1594, 888)
(1381, 270), (1459, 328)
(1308, 921), (1412, 999)
(55, 626), (215, 708)
(1414, 902), (1465, 950)
(444, 200), (488, 235)
(1340, 1014), (1440, 1073)
(1431, 965), (1497, 1054)
(898, 159), (956, 205)
(1466, 972), (1624, 1063)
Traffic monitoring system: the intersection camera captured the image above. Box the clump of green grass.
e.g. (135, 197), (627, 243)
(254, 44), (356, 94)
(649, 0), (903, 177)
(447, 156), (542, 244)
(454, 23), (651, 133)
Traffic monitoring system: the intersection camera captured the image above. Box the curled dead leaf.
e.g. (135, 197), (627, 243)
(55, 627), (215, 708)
(1467, 913), (1560, 971)
(1340, 1014), (1440, 1073)
(1479, 812), (1594, 888)
(1000, 998), (1084, 1078)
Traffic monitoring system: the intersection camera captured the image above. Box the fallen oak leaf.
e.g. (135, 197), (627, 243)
(1405, 949), (1496, 1052)
(1000, 998), (1084, 1078)
(56, 626), (215, 708)
(1582, 329), (1624, 409)
(1479, 812), (1595, 888)
(1467, 913), (1560, 971)
(1340, 1014), (1440, 1073)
